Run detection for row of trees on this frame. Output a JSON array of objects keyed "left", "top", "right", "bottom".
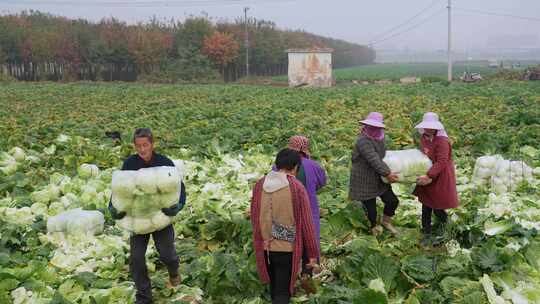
[{"left": 0, "top": 10, "right": 375, "bottom": 82}]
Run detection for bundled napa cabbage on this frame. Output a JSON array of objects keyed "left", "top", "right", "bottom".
[
  {"left": 472, "top": 155, "right": 504, "bottom": 186},
  {"left": 172, "top": 159, "right": 185, "bottom": 180},
  {"left": 472, "top": 155, "right": 535, "bottom": 194},
  {"left": 490, "top": 160, "right": 534, "bottom": 194},
  {"left": 381, "top": 149, "right": 432, "bottom": 184},
  {"left": 47, "top": 208, "right": 105, "bottom": 235},
  {"left": 111, "top": 166, "right": 182, "bottom": 234}
]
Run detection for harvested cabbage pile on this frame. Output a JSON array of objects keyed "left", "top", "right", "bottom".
[
  {"left": 382, "top": 149, "right": 432, "bottom": 184},
  {"left": 491, "top": 160, "right": 534, "bottom": 194},
  {"left": 472, "top": 155, "right": 535, "bottom": 193},
  {"left": 111, "top": 166, "right": 182, "bottom": 234},
  {"left": 472, "top": 155, "right": 504, "bottom": 186},
  {"left": 0, "top": 147, "right": 28, "bottom": 175},
  {"left": 47, "top": 208, "right": 105, "bottom": 236}
]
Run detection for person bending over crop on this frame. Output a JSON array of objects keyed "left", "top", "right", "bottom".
[
  {"left": 348, "top": 112, "right": 400, "bottom": 236},
  {"left": 108, "top": 128, "right": 186, "bottom": 304},
  {"left": 251, "top": 148, "right": 320, "bottom": 304},
  {"left": 286, "top": 135, "right": 326, "bottom": 294},
  {"left": 413, "top": 113, "right": 459, "bottom": 247}
]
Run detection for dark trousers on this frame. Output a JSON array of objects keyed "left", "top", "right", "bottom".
[
  {"left": 265, "top": 251, "right": 293, "bottom": 304},
  {"left": 421, "top": 205, "right": 448, "bottom": 234},
  {"left": 361, "top": 188, "right": 399, "bottom": 228},
  {"left": 130, "top": 224, "right": 179, "bottom": 304}
]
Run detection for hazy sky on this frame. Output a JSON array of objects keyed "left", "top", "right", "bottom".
[{"left": 1, "top": 0, "right": 540, "bottom": 50}]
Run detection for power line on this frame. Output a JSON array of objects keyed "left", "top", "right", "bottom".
[
  {"left": 370, "top": 7, "right": 446, "bottom": 46},
  {"left": 368, "top": 0, "right": 444, "bottom": 45},
  {"left": 453, "top": 7, "right": 540, "bottom": 22},
  {"left": 0, "top": 0, "right": 294, "bottom": 7}
]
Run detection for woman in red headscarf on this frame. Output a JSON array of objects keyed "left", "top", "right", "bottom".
[{"left": 287, "top": 135, "right": 326, "bottom": 293}]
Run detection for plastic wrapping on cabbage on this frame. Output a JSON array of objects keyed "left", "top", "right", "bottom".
[
  {"left": 115, "top": 211, "right": 172, "bottom": 234},
  {"left": 47, "top": 208, "right": 104, "bottom": 235},
  {"left": 472, "top": 155, "right": 503, "bottom": 186},
  {"left": 111, "top": 166, "right": 182, "bottom": 234},
  {"left": 490, "top": 160, "right": 534, "bottom": 194},
  {"left": 472, "top": 155, "right": 535, "bottom": 194},
  {"left": 381, "top": 149, "right": 432, "bottom": 184}
]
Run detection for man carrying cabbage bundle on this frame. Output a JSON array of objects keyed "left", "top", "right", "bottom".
[
  {"left": 108, "top": 128, "right": 186, "bottom": 304},
  {"left": 413, "top": 113, "right": 459, "bottom": 247},
  {"left": 349, "top": 112, "right": 400, "bottom": 236}
]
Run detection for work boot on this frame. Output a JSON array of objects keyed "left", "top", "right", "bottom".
[
  {"left": 432, "top": 222, "right": 447, "bottom": 246},
  {"left": 166, "top": 275, "right": 181, "bottom": 289},
  {"left": 420, "top": 233, "right": 432, "bottom": 248},
  {"left": 381, "top": 215, "right": 399, "bottom": 235},
  {"left": 433, "top": 220, "right": 447, "bottom": 236},
  {"left": 371, "top": 225, "right": 383, "bottom": 236}
]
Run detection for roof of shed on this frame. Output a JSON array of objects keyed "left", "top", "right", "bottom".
[{"left": 286, "top": 48, "right": 334, "bottom": 53}]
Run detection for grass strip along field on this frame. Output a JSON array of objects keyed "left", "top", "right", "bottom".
[
  {"left": 0, "top": 81, "right": 539, "bottom": 303},
  {"left": 274, "top": 63, "right": 537, "bottom": 83},
  {"left": 332, "top": 63, "right": 502, "bottom": 81}
]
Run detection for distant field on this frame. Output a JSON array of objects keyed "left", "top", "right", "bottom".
[
  {"left": 273, "top": 62, "right": 535, "bottom": 82},
  {"left": 333, "top": 63, "right": 503, "bottom": 81}
]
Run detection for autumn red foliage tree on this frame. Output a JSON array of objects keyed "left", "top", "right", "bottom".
[{"left": 202, "top": 32, "right": 240, "bottom": 75}]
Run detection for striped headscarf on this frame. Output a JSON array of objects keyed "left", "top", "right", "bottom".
[{"left": 288, "top": 135, "right": 310, "bottom": 158}]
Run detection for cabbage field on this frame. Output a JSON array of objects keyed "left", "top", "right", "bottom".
[{"left": 0, "top": 81, "right": 539, "bottom": 304}]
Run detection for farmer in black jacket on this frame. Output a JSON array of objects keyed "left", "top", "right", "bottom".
[{"left": 108, "top": 128, "right": 186, "bottom": 304}]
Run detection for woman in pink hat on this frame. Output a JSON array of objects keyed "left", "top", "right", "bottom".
[
  {"left": 413, "top": 112, "right": 459, "bottom": 246},
  {"left": 349, "top": 112, "right": 400, "bottom": 236}
]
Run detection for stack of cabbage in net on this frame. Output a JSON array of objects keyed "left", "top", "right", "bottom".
[
  {"left": 381, "top": 149, "right": 432, "bottom": 184},
  {"left": 111, "top": 166, "right": 182, "bottom": 234},
  {"left": 472, "top": 155, "right": 534, "bottom": 193},
  {"left": 47, "top": 208, "right": 105, "bottom": 236}
]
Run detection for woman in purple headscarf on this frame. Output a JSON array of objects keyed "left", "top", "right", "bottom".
[{"left": 287, "top": 135, "right": 326, "bottom": 294}]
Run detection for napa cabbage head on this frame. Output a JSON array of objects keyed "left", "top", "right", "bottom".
[
  {"left": 135, "top": 168, "right": 158, "bottom": 194},
  {"left": 484, "top": 220, "right": 514, "bottom": 236},
  {"left": 10, "top": 147, "right": 26, "bottom": 162},
  {"left": 368, "top": 278, "right": 386, "bottom": 294},
  {"left": 30, "top": 184, "right": 61, "bottom": 204},
  {"left": 155, "top": 166, "right": 181, "bottom": 194},
  {"left": 480, "top": 274, "right": 507, "bottom": 304},
  {"left": 132, "top": 217, "right": 153, "bottom": 234},
  {"left": 78, "top": 163, "right": 99, "bottom": 179},
  {"left": 111, "top": 170, "right": 136, "bottom": 198}
]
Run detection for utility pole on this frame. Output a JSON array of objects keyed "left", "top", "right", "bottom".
[
  {"left": 244, "top": 7, "right": 250, "bottom": 78},
  {"left": 447, "top": 0, "right": 452, "bottom": 82}
]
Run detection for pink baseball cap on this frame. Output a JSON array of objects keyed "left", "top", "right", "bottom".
[{"left": 360, "top": 112, "right": 385, "bottom": 128}]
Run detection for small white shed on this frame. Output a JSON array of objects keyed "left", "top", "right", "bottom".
[{"left": 287, "top": 48, "right": 334, "bottom": 88}]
